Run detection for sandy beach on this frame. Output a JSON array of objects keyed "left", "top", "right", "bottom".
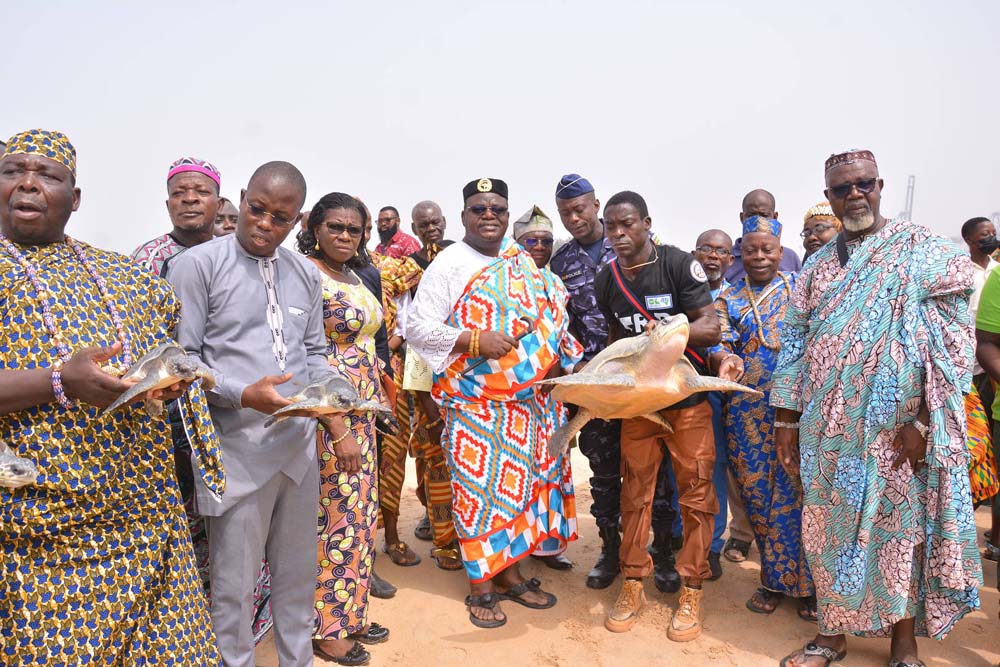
[{"left": 257, "top": 448, "right": 1000, "bottom": 667}]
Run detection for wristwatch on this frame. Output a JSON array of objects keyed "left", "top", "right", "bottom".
[{"left": 910, "top": 418, "right": 929, "bottom": 438}]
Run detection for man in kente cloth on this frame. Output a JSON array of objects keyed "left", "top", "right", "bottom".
[
  {"left": 407, "top": 178, "right": 582, "bottom": 628},
  {"left": 0, "top": 129, "right": 224, "bottom": 664},
  {"left": 772, "top": 149, "right": 982, "bottom": 667}
]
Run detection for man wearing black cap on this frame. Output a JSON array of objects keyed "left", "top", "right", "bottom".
[
  {"left": 552, "top": 174, "right": 680, "bottom": 592},
  {"left": 406, "top": 178, "right": 583, "bottom": 629}
]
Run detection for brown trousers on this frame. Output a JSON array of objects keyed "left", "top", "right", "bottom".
[{"left": 620, "top": 401, "right": 717, "bottom": 580}]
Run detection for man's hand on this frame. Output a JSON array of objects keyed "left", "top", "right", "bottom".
[
  {"left": 61, "top": 343, "right": 133, "bottom": 408},
  {"left": 643, "top": 320, "right": 657, "bottom": 335},
  {"left": 240, "top": 374, "right": 293, "bottom": 414},
  {"left": 776, "top": 426, "right": 800, "bottom": 477},
  {"left": 479, "top": 331, "right": 517, "bottom": 359},
  {"left": 892, "top": 423, "right": 927, "bottom": 474},
  {"left": 718, "top": 354, "right": 745, "bottom": 382}
]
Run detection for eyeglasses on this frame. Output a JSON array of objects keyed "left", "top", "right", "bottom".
[
  {"left": 466, "top": 205, "right": 509, "bottom": 217},
  {"left": 799, "top": 223, "right": 836, "bottom": 238},
  {"left": 326, "top": 222, "right": 364, "bottom": 238},
  {"left": 694, "top": 245, "right": 732, "bottom": 256},
  {"left": 245, "top": 201, "right": 296, "bottom": 227},
  {"left": 521, "top": 237, "right": 554, "bottom": 249},
  {"left": 828, "top": 178, "right": 878, "bottom": 199}
]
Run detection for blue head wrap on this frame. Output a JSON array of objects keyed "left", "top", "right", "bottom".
[
  {"left": 555, "top": 173, "right": 595, "bottom": 200},
  {"left": 742, "top": 215, "right": 782, "bottom": 238}
]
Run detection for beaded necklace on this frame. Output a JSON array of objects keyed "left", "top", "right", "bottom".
[
  {"left": 741, "top": 273, "right": 792, "bottom": 350},
  {"left": 0, "top": 234, "right": 134, "bottom": 407}
]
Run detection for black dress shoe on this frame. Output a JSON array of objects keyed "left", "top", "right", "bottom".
[
  {"left": 348, "top": 622, "right": 390, "bottom": 645},
  {"left": 370, "top": 569, "right": 397, "bottom": 599},
  {"left": 313, "top": 640, "right": 371, "bottom": 666},
  {"left": 707, "top": 550, "right": 723, "bottom": 581},
  {"left": 531, "top": 553, "right": 574, "bottom": 570}
]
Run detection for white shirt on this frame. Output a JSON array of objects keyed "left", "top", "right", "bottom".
[{"left": 405, "top": 240, "right": 497, "bottom": 373}]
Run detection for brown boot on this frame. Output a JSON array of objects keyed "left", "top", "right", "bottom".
[
  {"left": 668, "top": 586, "right": 704, "bottom": 642},
  {"left": 605, "top": 579, "right": 646, "bottom": 633}
]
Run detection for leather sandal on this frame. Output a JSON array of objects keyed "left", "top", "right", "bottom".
[
  {"left": 723, "top": 537, "right": 751, "bottom": 563},
  {"left": 497, "top": 577, "right": 557, "bottom": 609},
  {"left": 383, "top": 541, "right": 421, "bottom": 567},
  {"left": 312, "top": 639, "right": 371, "bottom": 666},
  {"left": 464, "top": 592, "right": 507, "bottom": 628},
  {"left": 779, "top": 642, "right": 847, "bottom": 667},
  {"left": 431, "top": 544, "right": 464, "bottom": 571},
  {"left": 745, "top": 587, "right": 784, "bottom": 614},
  {"left": 347, "top": 622, "right": 390, "bottom": 645}
]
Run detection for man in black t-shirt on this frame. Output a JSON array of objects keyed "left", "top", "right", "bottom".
[{"left": 594, "top": 191, "right": 740, "bottom": 642}]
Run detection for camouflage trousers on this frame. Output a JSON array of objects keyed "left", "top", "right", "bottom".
[{"left": 577, "top": 418, "right": 676, "bottom": 532}]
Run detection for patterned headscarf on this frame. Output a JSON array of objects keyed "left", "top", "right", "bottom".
[
  {"left": 803, "top": 201, "right": 840, "bottom": 226},
  {"left": 742, "top": 215, "right": 782, "bottom": 238},
  {"left": 2, "top": 129, "right": 77, "bottom": 179},
  {"left": 167, "top": 157, "right": 222, "bottom": 188},
  {"left": 513, "top": 205, "right": 554, "bottom": 240},
  {"left": 825, "top": 148, "right": 877, "bottom": 174}
]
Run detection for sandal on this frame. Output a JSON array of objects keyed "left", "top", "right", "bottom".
[
  {"left": 745, "top": 587, "right": 784, "bottom": 614},
  {"left": 383, "top": 541, "right": 421, "bottom": 567},
  {"left": 347, "top": 622, "right": 390, "bottom": 645},
  {"left": 312, "top": 639, "right": 371, "bottom": 666},
  {"left": 984, "top": 542, "right": 1000, "bottom": 562},
  {"left": 413, "top": 514, "right": 432, "bottom": 542},
  {"left": 431, "top": 544, "right": 464, "bottom": 571},
  {"left": 798, "top": 595, "right": 818, "bottom": 622},
  {"left": 888, "top": 660, "right": 926, "bottom": 667},
  {"left": 723, "top": 537, "right": 751, "bottom": 563},
  {"left": 779, "top": 641, "right": 847, "bottom": 667},
  {"left": 497, "top": 577, "right": 557, "bottom": 609},
  {"left": 464, "top": 592, "right": 507, "bottom": 628}
]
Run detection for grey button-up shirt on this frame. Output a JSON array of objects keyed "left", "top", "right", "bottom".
[{"left": 168, "top": 234, "right": 328, "bottom": 514}]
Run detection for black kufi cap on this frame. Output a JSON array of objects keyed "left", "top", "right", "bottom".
[{"left": 463, "top": 178, "right": 508, "bottom": 202}]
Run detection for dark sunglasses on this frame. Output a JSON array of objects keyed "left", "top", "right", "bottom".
[
  {"left": 828, "top": 178, "right": 878, "bottom": 199},
  {"left": 521, "top": 237, "right": 554, "bottom": 248},
  {"left": 466, "top": 205, "right": 509, "bottom": 217},
  {"left": 325, "top": 222, "right": 364, "bottom": 237},
  {"left": 246, "top": 202, "right": 296, "bottom": 227}
]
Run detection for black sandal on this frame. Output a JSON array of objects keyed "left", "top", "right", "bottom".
[
  {"left": 464, "top": 592, "right": 507, "bottom": 628},
  {"left": 797, "top": 595, "right": 818, "bottom": 622},
  {"left": 779, "top": 642, "right": 847, "bottom": 667},
  {"left": 888, "top": 660, "right": 926, "bottom": 667},
  {"left": 723, "top": 537, "right": 751, "bottom": 563},
  {"left": 497, "top": 577, "right": 557, "bottom": 609},
  {"left": 347, "top": 622, "right": 390, "bottom": 645},
  {"left": 312, "top": 639, "right": 371, "bottom": 666},
  {"left": 745, "top": 587, "right": 784, "bottom": 614}
]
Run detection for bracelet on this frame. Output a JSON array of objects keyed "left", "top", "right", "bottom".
[
  {"left": 330, "top": 429, "right": 351, "bottom": 444},
  {"left": 774, "top": 421, "right": 799, "bottom": 430},
  {"left": 910, "top": 418, "right": 929, "bottom": 438},
  {"left": 425, "top": 418, "right": 443, "bottom": 430},
  {"left": 51, "top": 367, "right": 74, "bottom": 409},
  {"left": 469, "top": 329, "right": 480, "bottom": 357}
]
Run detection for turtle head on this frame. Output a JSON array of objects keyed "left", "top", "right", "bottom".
[
  {"left": 168, "top": 355, "right": 202, "bottom": 380},
  {"left": 648, "top": 313, "right": 690, "bottom": 360},
  {"left": 0, "top": 457, "right": 38, "bottom": 489}
]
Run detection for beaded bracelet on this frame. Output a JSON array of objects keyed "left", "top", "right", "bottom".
[
  {"left": 51, "top": 367, "right": 74, "bottom": 409},
  {"left": 425, "top": 418, "right": 443, "bottom": 431},
  {"left": 469, "top": 329, "right": 480, "bottom": 357},
  {"left": 330, "top": 429, "right": 351, "bottom": 445},
  {"left": 774, "top": 421, "right": 800, "bottom": 430}
]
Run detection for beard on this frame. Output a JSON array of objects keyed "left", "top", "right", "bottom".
[
  {"left": 378, "top": 223, "right": 398, "bottom": 244},
  {"left": 703, "top": 267, "right": 722, "bottom": 282},
  {"left": 841, "top": 210, "right": 875, "bottom": 233}
]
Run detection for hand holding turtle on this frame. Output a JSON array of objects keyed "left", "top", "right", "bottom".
[
  {"left": 241, "top": 374, "right": 294, "bottom": 414},
  {"left": 61, "top": 343, "right": 132, "bottom": 408},
  {"left": 477, "top": 331, "right": 517, "bottom": 359}
]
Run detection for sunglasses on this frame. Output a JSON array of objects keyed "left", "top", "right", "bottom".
[
  {"left": 694, "top": 245, "right": 732, "bottom": 256},
  {"left": 466, "top": 205, "right": 509, "bottom": 217},
  {"left": 325, "top": 222, "right": 364, "bottom": 238},
  {"left": 799, "top": 223, "right": 836, "bottom": 239},
  {"left": 245, "top": 202, "right": 296, "bottom": 227},
  {"left": 521, "top": 237, "right": 554, "bottom": 249},
  {"left": 828, "top": 178, "right": 878, "bottom": 199}
]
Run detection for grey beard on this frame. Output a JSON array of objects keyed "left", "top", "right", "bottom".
[
  {"left": 704, "top": 268, "right": 722, "bottom": 282},
  {"left": 842, "top": 210, "right": 875, "bottom": 232}
]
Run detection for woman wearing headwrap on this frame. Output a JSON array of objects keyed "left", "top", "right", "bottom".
[{"left": 800, "top": 202, "right": 841, "bottom": 261}]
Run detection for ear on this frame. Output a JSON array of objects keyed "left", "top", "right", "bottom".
[
  {"left": 739, "top": 212, "right": 746, "bottom": 223},
  {"left": 773, "top": 211, "right": 779, "bottom": 219},
  {"left": 643, "top": 216, "right": 652, "bottom": 231},
  {"left": 240, "top": 188, "right": 247, "bottom": 204},
  {"left": 877, "top": 178, "right": 885, "bottom": 192},
  {"left": 72, "top": 187, "right": 82, "bottom": 213}
]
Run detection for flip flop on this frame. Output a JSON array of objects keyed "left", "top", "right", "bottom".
[
  {"left": 723, "top": 537, "right": 751, "bottom": 563},
  {"left": 465, "top": 592, "right": 507, "bottom": 629},
  {"left": 383, "top": 541, "right": 421, "bottom": 567},
  {"left": 746, "top": 587, "right": 784, "bottom": 614},
  {"left": 497, "top": 577, "right": 557, "bottom": 609},
  {"left": 779, "top": 642, "right": 847, "bottom": 667}
]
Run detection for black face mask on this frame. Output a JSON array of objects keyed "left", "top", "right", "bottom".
[{"left": 977, "top": 235, "right": 999, "bottom": 255}]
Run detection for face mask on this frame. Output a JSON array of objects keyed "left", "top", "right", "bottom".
[{"left": 977, "top": 235, "right": 999, "bottom": 255}]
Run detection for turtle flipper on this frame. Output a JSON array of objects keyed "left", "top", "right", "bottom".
[
  {"left": 102, "top": 377, "right": 156, "bottom": 415},
  {"left": 536, "top": 373, "right": 636, "bottom": 388},
  {"left": 639, "top": 411, "right": 674, "bottom": 433},
  {"left": 547, "top": 408, "right": 593, "bottom": 458},
  {"left": 680, "top": 372, "right": 761, "bottom": 397},
  {"left": 144, "top": 399, "right": 165, "bottom": 417}
]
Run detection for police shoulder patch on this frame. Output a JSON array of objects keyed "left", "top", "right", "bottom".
[{"left": 690, "top": 260, "right": 708, "bottom": 283}]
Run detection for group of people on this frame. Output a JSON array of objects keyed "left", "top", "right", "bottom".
[{"left": 0, "top": 128, "right": 994, "bottom": 667}]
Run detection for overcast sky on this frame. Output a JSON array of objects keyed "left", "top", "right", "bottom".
[{"left": 4, "top": 0, "right": 998, "bottom": 256}]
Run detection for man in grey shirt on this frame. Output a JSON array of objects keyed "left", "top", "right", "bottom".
[{"left": 170, "top": 161, "right": 327, "bottom": 667}]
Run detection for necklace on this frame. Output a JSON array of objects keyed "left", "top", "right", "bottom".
[
  {"left": 619, "top": 244, "right": 658, "bottom": 271},
  {"left": 321, "top": 257, "right": 347, "bottom": 275},
  {"left": 0, "top": 234, "right": 134, "bottom": 406},
  {"left": 742, "top": 273, "right": 792, "bottom": 350}
]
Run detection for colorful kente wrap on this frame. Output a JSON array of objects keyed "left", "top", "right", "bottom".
[
  {"left": 0, "top": 240, "right": 224, "bottom": 665},
  {"left": 2, "top": 128, "right": 77, "bottom": 178},
  {"left": 433, "top": 242, "right": 582, "bottom": 582},
  {"left": 713, "top": 272, "right": 813, "bottom": 597},
  {"left": 965, "top": 383, "right": 999, "bottom": 502},
  {"left": 314, "top": 271, "right": 382, "bottom": 640},
  {"left": 771, "top": 219, "right": 982, "bottom": 639}
]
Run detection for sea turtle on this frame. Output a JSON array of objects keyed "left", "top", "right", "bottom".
[
  {"left": 538, "top": 314, "right": 761, "bottom": 456},
  {"left": 0, "top": 439, "right": 38, "bottom": 489},
  {"left": 102, "top": 342, "right": 217, "bottom": 416},
  {"left": 265, "top": 370, "right": 391, "bottom": 427}
]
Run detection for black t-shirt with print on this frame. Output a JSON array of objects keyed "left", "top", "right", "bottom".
[{"left": 595, "top": 244, "right": 714, "bottom": 409}]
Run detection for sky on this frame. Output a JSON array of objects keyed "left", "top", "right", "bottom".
[{"left": 3, "top": 0, "right": 998, "bottom": 256}]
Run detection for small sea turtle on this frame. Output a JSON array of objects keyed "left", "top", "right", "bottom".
[
  {"left": 0, "top": 439, "right": 38, "bottom": 489},
  {"left": 265, "top": 370, "right": 391, "bottom": 427},
  {"left": 538, "top": 314, "right": 761, "bottom": 456},
  {"left": 103, "top": 342, "right": 217, "bottom": 416}
]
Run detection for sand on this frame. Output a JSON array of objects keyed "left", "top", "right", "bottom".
[{"left": 257, "top": 448, "right": 1000, "bottom": 667}]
